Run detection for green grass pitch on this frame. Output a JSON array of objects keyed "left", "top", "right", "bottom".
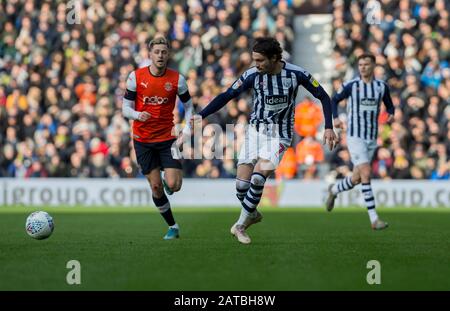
[{"left": 0, "top": 206, "right": 449, "bottom": 291}]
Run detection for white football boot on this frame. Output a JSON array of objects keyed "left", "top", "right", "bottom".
[{"left": 230, "top": 224, "right": 251, "bottom": 244}]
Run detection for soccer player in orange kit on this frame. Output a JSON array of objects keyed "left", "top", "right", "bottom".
[{"left": 122, "top": 36, "right": 193, "bottom": 240}]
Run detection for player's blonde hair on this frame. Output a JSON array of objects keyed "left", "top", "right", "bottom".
[{"left": 148, "top": 36, "right": 171, "bottom": 50}]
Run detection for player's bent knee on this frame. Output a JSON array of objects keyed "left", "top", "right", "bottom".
[
  {"left": 166, "top": 179, "right": 180, "bottom": 192},
  {"left": 172, "top": 181, "right": 182, "bottom": 192}
]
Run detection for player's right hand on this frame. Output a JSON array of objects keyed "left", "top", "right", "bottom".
[{"left": 138, "top": 111, "right": 151, "bottom": 122}]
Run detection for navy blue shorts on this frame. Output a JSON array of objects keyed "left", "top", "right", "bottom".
[{"left": 133, "top": 139, "right": 182, "bottom": 175}]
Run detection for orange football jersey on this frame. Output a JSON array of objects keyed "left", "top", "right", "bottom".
[{"left": 132, "top": 67, "right": 180, "bottom": 143}]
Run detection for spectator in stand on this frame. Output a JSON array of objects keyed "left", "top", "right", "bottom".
[{"left": 430, "top": 162, "right": 450, "bottom": 180}]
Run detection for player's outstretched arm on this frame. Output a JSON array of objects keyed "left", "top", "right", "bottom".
[
  {"left": 188, "top": 88, "right": 238, "bottom": 129},
  {"left": 198, "top": 89, "right": 239, "bottom": 119},
  {"left": 299, "top": 73, "right": 333, "bottom": 128},
  {"left": 299, "top": 72, "right": 339, "bottom": 150},
  {"left": 194, "top": 69, "right": 255, "bottom": 123}
]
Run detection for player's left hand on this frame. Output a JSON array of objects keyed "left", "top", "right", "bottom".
[{"left": 323, "top": 128, "right": 339, "bottom": 151}]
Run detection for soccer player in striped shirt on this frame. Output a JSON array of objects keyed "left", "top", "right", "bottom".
[
  {"left": 191, "top": 37, "right": 339, "bottom": 244},
  {"left": 326, "top": 53, "right": 395, "bottom": 230}
]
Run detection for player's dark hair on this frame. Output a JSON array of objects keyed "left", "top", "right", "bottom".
[
  {"left": 148, "top": 36, "right": 171, "bottom": 50},
  {"left": 252, "top": 37, "right": 283, "bottom": 61},
  {"left": 357, "top": 53, "right": 376, "bottom": 63}
]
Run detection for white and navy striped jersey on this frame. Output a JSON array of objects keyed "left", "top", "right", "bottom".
[
  {"left": 331, "top": 77, "right": 394, "bottom": 140},
  {"left": 199, "top": 61, "right": 333, "bottom": 140}
]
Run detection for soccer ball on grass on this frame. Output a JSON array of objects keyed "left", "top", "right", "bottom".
[{"left": 25, "top": 211, "right": 54, "bottom": 240}]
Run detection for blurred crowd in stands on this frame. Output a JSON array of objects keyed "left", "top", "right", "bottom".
[
  {"left": 277, "top": 0, "right": 450, "bottom": 181},
  {"left": 0, "top": 0, "right": 448, "bottom": 180},
  {"left": 0, "top": 0, "right": 295, "bottom": 179},
  {"left": 325, "top": 0, "right": 449, "bottom": 181}
]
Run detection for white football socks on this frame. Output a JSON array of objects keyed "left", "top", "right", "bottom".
[
  {"left": 237, "top": 208, "right": 257, "bottom": 226},
  {"left": 368, "top": 209, "right": 378, "bottom": 224},
  {"left": 169, "top": 223, "right": 179, "bottom": 229}
]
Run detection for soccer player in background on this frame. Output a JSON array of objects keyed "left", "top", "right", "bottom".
[
  {"left": 326, "top": 53, "right": 394, "bottom": 230},
  {"left": 192, "top": 37, "right": 338, "bottom": 244},
  {"left": 122, "top": 36, "right": 193, "bottom": 240}
]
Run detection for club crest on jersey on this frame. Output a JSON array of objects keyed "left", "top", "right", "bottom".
[
  {"left": 282, "top": 79, "right": 292, "bottom": 88},
  {"left": 164, "top": 82, "right": 173, "bottom": 91}
]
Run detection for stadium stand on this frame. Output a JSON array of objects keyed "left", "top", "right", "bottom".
[
  {"left": 0, "top": 0, "right": 448, "bottom": 180},
  {"left": 329, "top": 0, "right": 449, "bottom": 180}
]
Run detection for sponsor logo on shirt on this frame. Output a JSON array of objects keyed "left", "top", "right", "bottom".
[
  {"left": 265, "top": 95, "right": 289, "bottom": 105},
  {"left": 143, "top": 96, "right": 169, "bottom": 105},
  {"left": 361, "top": 98, "right": 377, "bottom": 106},
  {"left": 264, "top": 95, "right": 289, "bottom": 111}
]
